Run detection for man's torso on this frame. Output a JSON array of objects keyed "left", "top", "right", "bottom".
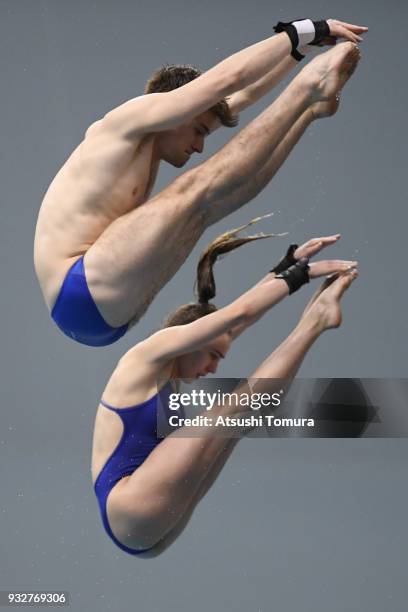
[{"left": 34, "top": 120, "right": 160, "bottom": 307}]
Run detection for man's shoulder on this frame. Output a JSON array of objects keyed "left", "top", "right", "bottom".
[{"left": 85, "top": 93, "right": 162, "bottom": 140}]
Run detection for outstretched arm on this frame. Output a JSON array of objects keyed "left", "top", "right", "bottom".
[
  {"left": 226, "top": 56, "right": 298, "bottom": 115},
  {"left": 218, "top": 19, "right": 368, "bottom": 118},
  {"left": 102, "top": 18, "right": 366, "bottom": 138},
  {"left": 229, "top": 235, "right": 357, "bottom": 340},
  {"left": 142, "top": 276, "right": 292, "bottom": 364},
  {"left": 142, "top": 247, "right": 356, "bottom": 362},
  {"left": 102, "top": 32, "right": 292, "bottom": 137}
]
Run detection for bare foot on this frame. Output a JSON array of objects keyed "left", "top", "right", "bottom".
[
  {"left": 303, "top": 269, "right": 358, "bottom": 331},
  {"left": 310, "top": 95, "right": 340, "bottom": 119},
  {"left": 299, "top": 42, "right": 361, "bottom": 103}
]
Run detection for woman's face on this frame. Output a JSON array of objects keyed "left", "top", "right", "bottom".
[{"left": 175, "top": 333, "right": 232, "bottom": 381}]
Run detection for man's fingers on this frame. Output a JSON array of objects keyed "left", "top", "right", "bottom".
[
  {"left": 328, "top": 20, "right": 367, "bottom": 42},
  {"left": 338, "top": 26, "right": 362, "bottom": 43},
  {"left": 329, "top": 19, "right": 369, "bottom": 32},
  {"left": 337, "top": 21, "right": 369, "bottom": 32}
]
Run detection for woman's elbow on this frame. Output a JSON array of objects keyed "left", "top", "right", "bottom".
[{"left": 231, "top": 302, "right": 251, "bottom": 328}]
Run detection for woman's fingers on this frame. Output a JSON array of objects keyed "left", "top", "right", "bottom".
[
  {"left": 313, "top": 234, "right": 341, "bottom": 248},
  {"left": 309, "top": 260, "right": 358, "bottom": 278},
  {"left": 295, "top": 234, "right": 341, "bottom": 259}
]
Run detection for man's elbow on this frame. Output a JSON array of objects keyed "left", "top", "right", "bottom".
[
  {"left": 215, "top": 66, "right": 242, "bottom": 98},
  {"left": 229, "top": 61, "right": 259, "bottom": 94},
  {"left": 228, "top": 91, "right": 252, "bottom": 115}
]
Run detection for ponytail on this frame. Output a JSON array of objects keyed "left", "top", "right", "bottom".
[{"left": 163, "top": 214, "right": 283, "bottom": 327}]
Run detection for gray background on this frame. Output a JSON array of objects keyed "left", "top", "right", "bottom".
[{"left": 1, "top": 0, "right": 407, "bottom": 610}]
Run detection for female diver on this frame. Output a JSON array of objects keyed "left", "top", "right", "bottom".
[{"left": 91, "top": 219, "right": 358, "bottom": 557}]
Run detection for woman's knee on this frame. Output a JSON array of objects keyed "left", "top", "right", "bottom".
[{"left": 110, "top": 494, "right": 177, "bottom": 550}]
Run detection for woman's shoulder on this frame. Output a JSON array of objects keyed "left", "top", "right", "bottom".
[{"left": 102, "top": 338, "right": 173, "bottom": 407}]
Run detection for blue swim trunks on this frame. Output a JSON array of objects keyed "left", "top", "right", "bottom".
[{"left": 51, "top": 257, "right": 128, "bottom": 347}]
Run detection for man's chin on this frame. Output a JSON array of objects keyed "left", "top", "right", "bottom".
[{"left": 167, "top": 155, "right": 188, "bottom": 168}]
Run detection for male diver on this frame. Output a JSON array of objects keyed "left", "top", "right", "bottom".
[{"left": 34, "top": 18, "right": 366, "bottom": 345}]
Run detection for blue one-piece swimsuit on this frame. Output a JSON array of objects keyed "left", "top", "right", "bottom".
[
  {"left": 94, "top": 382, "right": 178, "bottom": 555},
  {"left": 51, "top": 257, "right": 128, "bottom": 347}
]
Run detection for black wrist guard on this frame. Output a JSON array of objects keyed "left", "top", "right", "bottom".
[
  {"left": 274, "top": 21, "right": 304, "bottom": 61},
  {"left": 276, "top": 257, "right": 310, "bottom": 294},
  {"left": 310, "top": 20, "right": 331, "bottom": 46},
  {"left": 273, "top": 19, "right": 330, "bottom": 61},
  {"left": 270, "top": 244, "right": 298, "bottom": 274}
]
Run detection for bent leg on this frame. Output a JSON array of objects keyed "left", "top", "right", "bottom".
[
  {"left": 135, "top": 439, "right": 239, "bottom": 558},
  {"left": 108, "top": 309, "right": 333, "bottom": 551},
  {"left": 84, "top": 172, "right": 208, "bottom": 327},
  {"left": 205, "top": 107, "right": 315, "bottom": 225},
  {"left": 86, "top": 44, "right": 359, "bottom": 328},
  {"left": 198, "top": 43, "right": 359, "bottom": 224},
  {"left": 222, "top": 96, "right": 341, "bottom": 222},
  {"left": 84, "top": 85, "right": 314, "bottom": 327}
]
